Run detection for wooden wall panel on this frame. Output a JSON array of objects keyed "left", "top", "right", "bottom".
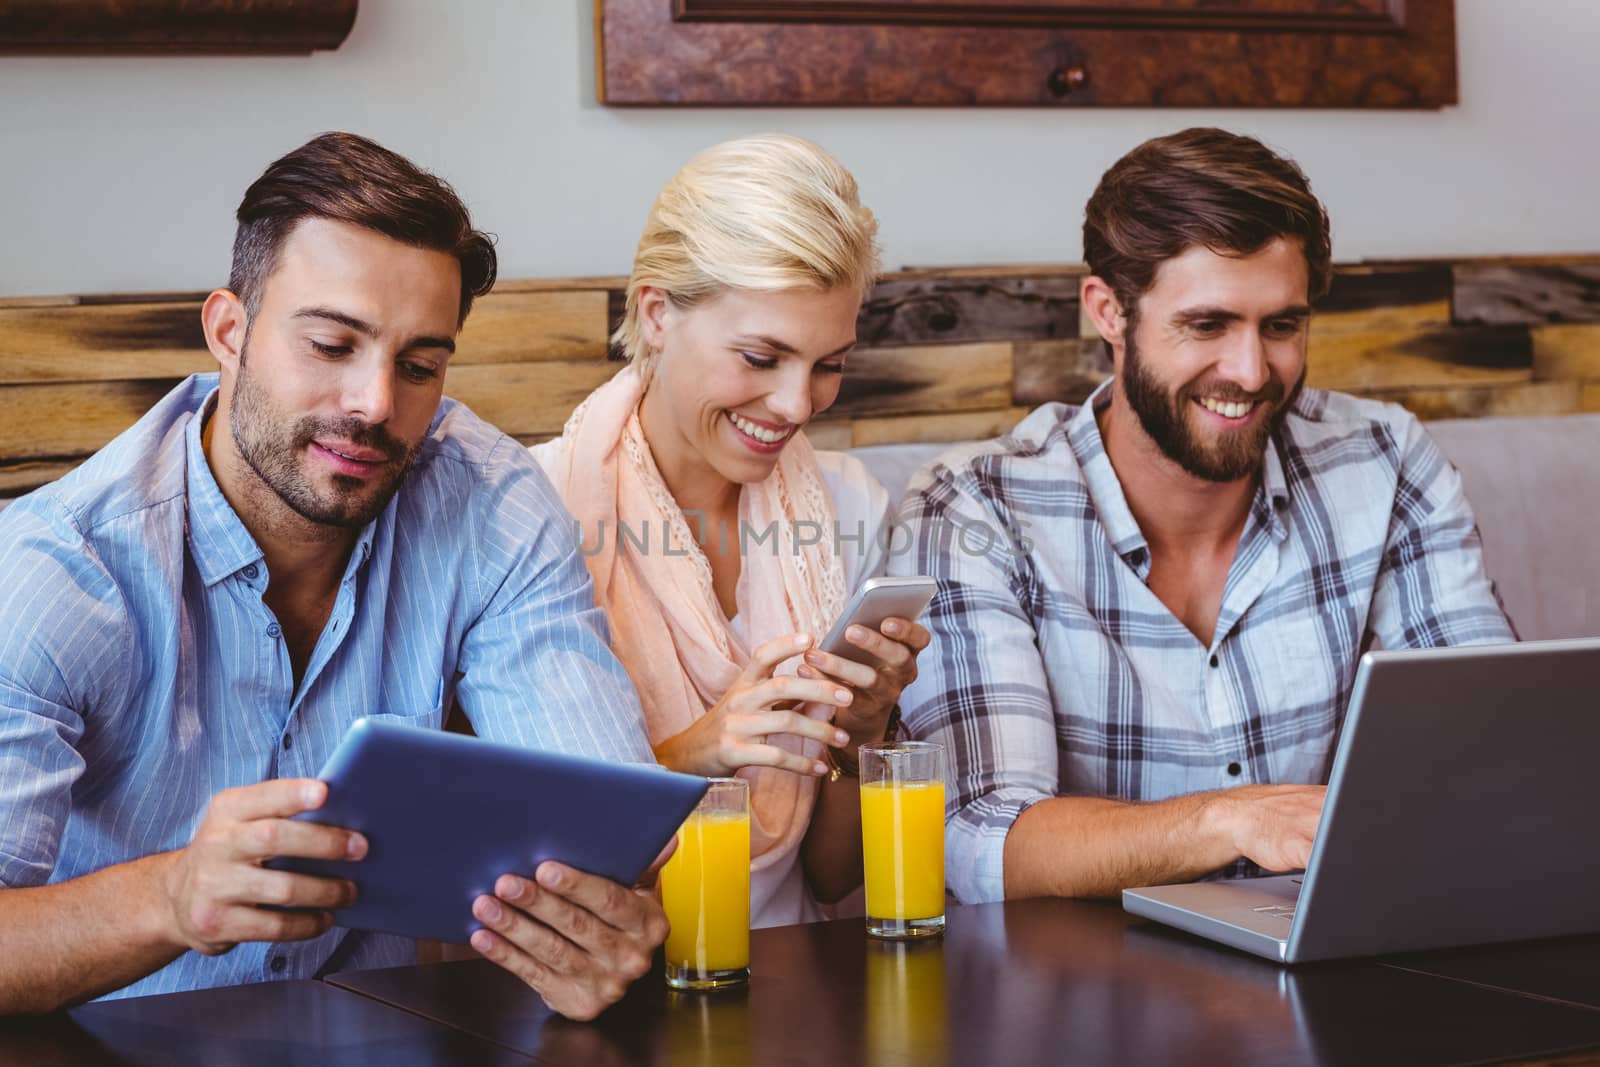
[
  {"left": 444, "top": 363, "right": 621, "bottom": 438},
  {"left": 0, "top": 288, "right": 612, "bottom": 384},
  {"left": 1012, "top": 338, "right": 1110, "bottom": 406},
  {"left": 1454, "top": 263, "right": 1600, "bottom": 326},
  {"left": 831, "top": 342, "right": 1012, "bottom": 417},
  {"left": 1370, "top": 381, "right": 1582, "bottom": 422},
  {"left": 453, "top": 290, "right": 613, "bottom": 364},
  {"left": 1305, "top": 326, "right": 1532, "bottom": 392},
  {"left": 1530, "top": 324, "right": 1600, "bottom": 382},
  {"left": 848, "top": 407, "right": 1033, "bottom": 448},
  {"left": 0, "top": 302, "right": 208, "bottom": 384},
  {"left": 860, "top": 275, "right": 1078, "bottom": 347},
  {"left": 3, "top": 257, "right": 1597, "bottom": 499},
  {"left": 0, "top": 379, "right": 180, "bottom": 461}
]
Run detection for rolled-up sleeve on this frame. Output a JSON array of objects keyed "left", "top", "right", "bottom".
[
  {"left": 454, "top": 440, "right": 654, "bottom": 765},
  {"left": 0, "top": 499, "right": 128, "bottom": 887},
  {"left": 1370, "top": 412, "right": 1516, "bottom": 650},
  {"left": 888, "top": 459, "right": 1058, "bottom": 904}
]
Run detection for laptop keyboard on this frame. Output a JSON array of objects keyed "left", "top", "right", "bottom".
[{"left": 1251, "top": 904, "right": 1297, "bottom": 920}]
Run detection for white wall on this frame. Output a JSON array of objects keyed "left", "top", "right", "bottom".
[{"left": 2, "top": 0, "right": 1596, "bottom": 298}]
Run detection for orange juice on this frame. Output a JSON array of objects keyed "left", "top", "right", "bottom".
[
  {"left": 860, "top": 780, "right": 945, "bottom": 921},
  {"left": 662, "top": 810, "right": 751, "bottom": 975}
]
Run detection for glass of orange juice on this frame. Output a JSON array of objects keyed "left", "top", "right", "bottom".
[
  {"left": 661, "top": 777, "right": 751, "bottom": 990},
  {"left": 860, "top": 741, "right": 946, "bottom": 940}
]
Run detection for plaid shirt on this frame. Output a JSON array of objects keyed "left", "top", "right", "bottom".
[{"left": 890, "top": 384, "right": 1514, "bottom": 904}]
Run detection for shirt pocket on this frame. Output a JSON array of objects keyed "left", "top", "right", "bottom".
[
  {"left": 372, "top": 677, "right": 446, "bottom": 728},
  {"left": 1251, "top": 612, "right": 1349, "bottom": 782}
]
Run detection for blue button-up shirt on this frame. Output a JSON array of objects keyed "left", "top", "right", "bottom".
[{"left": 0, "top": 375, "right": 653, "bottom": 999}]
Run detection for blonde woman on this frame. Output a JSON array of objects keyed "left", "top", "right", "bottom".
[{"left": 532, "top": 135, "right": 929, "bottom": 927}]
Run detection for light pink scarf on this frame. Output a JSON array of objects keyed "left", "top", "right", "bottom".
[{"left": 537, "top": 363, "right": 847, "bottom": 872}]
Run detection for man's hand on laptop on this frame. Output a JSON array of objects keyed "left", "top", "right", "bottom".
[
  {"left": 1215, "top": 784, "right": 1328, "bottom": 872},
  {"left": 160, "top": 778, "right": 364, "bottom": 956},
  {"left": 469, "top": 850, "right": 670, "bottom": 1021}
]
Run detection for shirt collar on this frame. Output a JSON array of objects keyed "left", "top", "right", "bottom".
[
  {"left": 184, "top": 384, "right": 380, "bottom": 588},
  {"left": 1067, "top": 379, "right": 1294, "bottom": 567},
  {"left": 1068, "top": 381, "right": 1150, "bottom": 566}
]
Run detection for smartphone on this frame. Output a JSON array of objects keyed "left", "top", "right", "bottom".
[{"left": 817, "top": 576, "right": 938, "bottom": 665}]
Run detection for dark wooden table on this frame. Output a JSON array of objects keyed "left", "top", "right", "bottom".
[
  {"left": 1385, "top": 932, "right": 1600, "bottom": 1013},
  {"left": 326, "top": 899, "right": 1600, "bottom": 1066},
  {"left": 0, "top": 978, "right": 530, "bottom": 1065}
]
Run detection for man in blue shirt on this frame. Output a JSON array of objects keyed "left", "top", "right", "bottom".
[{"left": 0, "top": 132, "right": 665, "bottom": 1018}]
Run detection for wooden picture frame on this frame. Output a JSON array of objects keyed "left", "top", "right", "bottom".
[{"left": 597, "top": 0, "right": 1457, "bottom": 108}]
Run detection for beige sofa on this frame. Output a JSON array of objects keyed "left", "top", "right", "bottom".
[{"left": 851, "top": 413, "right": 1600, "bottom": 643}]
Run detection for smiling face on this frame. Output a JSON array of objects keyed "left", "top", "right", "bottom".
[
  {"left": 215, "top": 217, "right": 461, "bottom": 528},
  {"left": 1112, "top": 238, "right": 1311, "bottom": 483},
  {"left": 636, "top": 285, "right": 861, "bottom": 490}
]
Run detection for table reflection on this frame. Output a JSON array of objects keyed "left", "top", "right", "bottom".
[{"left": 864, "top": 939, "right": 950, "bottom": 1067}]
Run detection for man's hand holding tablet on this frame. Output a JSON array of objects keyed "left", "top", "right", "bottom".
[
  {"left": 467, "top": 846, "right": 672, "bottom": 1020},
  {"left": 160, "top": 778, "right": 361, "bottom": 956},
  {"left": 253, "top": 719, "right": 706, "bottom": 1020}
]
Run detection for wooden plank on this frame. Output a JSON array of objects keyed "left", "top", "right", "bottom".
[
  {"left": 1584, "top": 384, "right": 1600, "bottom": 414},
  {"left": 1365, "top": 381, "right": 1582, "bottom": 422},
  {"left": 1454, "top": 264, "right": 1600, "bottom": 326},
  {"left": 443, "top": 362, "right": 622, "bottom": 438},
  {"left": 1531, "top": 324, "right": 1600, "bottom": 382},
  {"left": 1314, "top": 264, "right": 1453, "bottom": 334},
  {"left": 0, "top": 379, "right": 180, "bottom": 460},
  {"left": 830, "top": 342, "right": 1012, "bottom": 418},
  {"left": 800, "top": 419, "right": 855, "bottom": 451},
  {"left": 0, "top": 459, "right": 81, "bottom": 497},
  {"left": 488, "top": 276, "right": 626, "bottom": 293},
  {"left": 0, "top": 295, "right": 79, "bottom": 309},
  {"left": 1012, "top": 339, "right": 1111, "bottom": 406},
  {"left": 859, "top": 276, "right": 1077, "bottom": 348},
  {"left": 893, "top": 265, "right": 1081, "bottom": 281},
  {"left": 0, "top": 302, "right": 208, "bottom": 384},
  {"left": 0, "top": 290, "right": 612, "bottom": 384},
  {"left": 848, "top": 406, "right": 1031, "bottom": 448},
  {"left": 452, "top": 290, "right": 611, "bottom": 364},
  {"left": 1076, "top": 263, "right": 1450, "bottom": 340},
  {"left": 1306, "top": 326, "right": 1532, "bottom": 393}
]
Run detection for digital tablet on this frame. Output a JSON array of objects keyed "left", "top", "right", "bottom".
[{"left": 269, "top": 717, "right": 708, "bottom": 944}]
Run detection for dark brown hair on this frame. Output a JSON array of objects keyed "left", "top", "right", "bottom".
[
  {"left": 229, "top": 132, "right": 497, "bottom": 327},
  {"left": 1083, "top": 127, "right": 1331, "bottom": 315}
]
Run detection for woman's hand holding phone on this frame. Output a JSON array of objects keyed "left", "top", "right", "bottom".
[
  {"left": 797, "top": 616, "right": 931, "bottom": 752},
  {"left": 652, "top": 632, "right": 855, "bottom": 778}
]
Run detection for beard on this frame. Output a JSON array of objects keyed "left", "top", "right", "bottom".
[
  {"left": 1120, "top": 323, "right": 1303, "bottom": 483},
  {"left": 230, "top": 348, "right": 422, "bottom": 529}
]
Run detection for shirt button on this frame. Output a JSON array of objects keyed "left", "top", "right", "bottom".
[
  {"left": 267, "top": 623, "right": 282, "bottom": 639},
  {"left": 282, "top": 734, "right": 293, "bottom": 751},
  {"left": 270, "top": 955, "right": 288, "bottom": 973},
  {"left": 242, "top": 563, "right": 259, "bottom": 580},
  {"left": 1208, "top": 654, "right": 1220, "bottom": 668},
  {"left": 1227, "top": 761, "right": 1242, "bottom": 776}
]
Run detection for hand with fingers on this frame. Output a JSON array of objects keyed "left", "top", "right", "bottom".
[
  {"left": 652, "top": 632, "right": 856, "bottom": 778},
  {"left": 1216, "top": 784, "right": 1328, "bottom": 872},
  {"left": 469, "top": 847, "right": 673, "bottom": 1021},
  {"left": 159, "top": 778, "right": 364, "bottom": 957},
  {"left": 795, "top": 616, "right": 932, "bottom": 752}
]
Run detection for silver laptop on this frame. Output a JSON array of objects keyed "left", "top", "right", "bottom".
[{"left": 1123, "top": 638, "right": 1600, "bottom": 963}]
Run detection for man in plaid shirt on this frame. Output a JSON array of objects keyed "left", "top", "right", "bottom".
[{"left": 890, "top": 128, "right": 1514, "bottom": 905}]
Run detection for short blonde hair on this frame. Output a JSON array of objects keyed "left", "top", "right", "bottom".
[{"left": 613, "top": 134, "right": 881, "bottom": 363}]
